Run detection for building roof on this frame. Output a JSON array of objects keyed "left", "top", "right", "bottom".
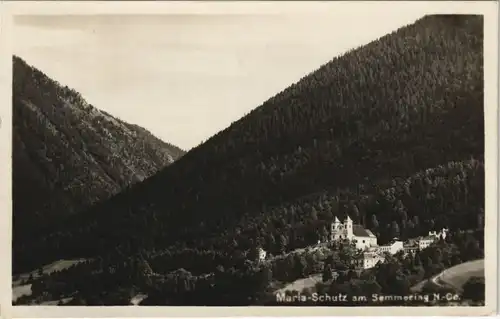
[
  {"left": 365, "top": 229, "right": 377, "bottom": 238},
  {"left": 404, "top": 244, "right": 418, "bottom": 249},
  {"left": 387, "top": 239, "right": 403, "bottom": 245},
  {"left": 353, "top": 224, "right": 372, "bottom": 237},
  {"left": 406, "top": 238, "right": 417, "bottom": 245},
  {"left": 361, "top": 252, "right": 385, "bottom": 260},
  {"left": 421, "top": 236, "right": 435, "bottom": 241}
]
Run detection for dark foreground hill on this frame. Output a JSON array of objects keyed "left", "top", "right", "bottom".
[
  {"left": 13, "top": 14, "right": 484, "bottom": 278},
  {"left": 12, "top": 56, "right": 185, "bottom": 262}
]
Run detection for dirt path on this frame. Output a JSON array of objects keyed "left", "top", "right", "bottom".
[{"left": 411, "top": 259, "right": 484, "bottom": 293}]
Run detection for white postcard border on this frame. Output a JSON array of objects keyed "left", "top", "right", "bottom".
[{"left": 0, "top": 1, "right": 497, "bottom": 318}]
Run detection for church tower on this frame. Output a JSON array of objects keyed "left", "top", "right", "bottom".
[
  {"left": 344, "top": 215, "right": 353, "bottom": 240},
  {"left": 331, "top": 216, "right": 345, "bottom": 241}
]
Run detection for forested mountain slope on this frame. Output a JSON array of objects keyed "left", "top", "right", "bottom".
[
  {"left": 12, "top": 56, "right": 185, "bottom": 252},
  {"left": 13, "top": 14, "right": 484, "bottom": 274},
  {"left": 14, "top": 158, "right": 484, "bottom": 306}
]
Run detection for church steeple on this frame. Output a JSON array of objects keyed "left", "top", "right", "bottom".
[
  {"left": 331, "top": 216, "right": 342, "bottom": 241},
  {"left": 344, "top": 215, "right": 353, "bottom": 225},
  {"left": 345, "top": 215, "right": 353, "bottom": 238}
]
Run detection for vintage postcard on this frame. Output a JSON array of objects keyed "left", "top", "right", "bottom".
[{"left": 0, "top": 0, "right": 498, "bottom": 318}]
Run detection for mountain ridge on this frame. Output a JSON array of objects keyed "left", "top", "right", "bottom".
[{"left": 12, "top": 56, "right": 185, "bottom": 249}]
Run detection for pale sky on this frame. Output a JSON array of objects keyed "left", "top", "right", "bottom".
[{"left": 14, "top": 11, "right": 430, "bottom": 150}]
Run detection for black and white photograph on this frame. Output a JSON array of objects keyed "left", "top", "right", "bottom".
[{"left": 6, "top": 1, "right": 498, "bottom": 316}]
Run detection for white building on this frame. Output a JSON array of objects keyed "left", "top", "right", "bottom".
[
  {"left": 352, "top": 251, "right": 385, "bottom": 269},
  {"left": 416, "top": 236, "right": 435, "bottom": 250},
  {"left": 377, "top": 239, "right": 404, "bottom": 255},
  {"left": 403, "top": 242, "right": 418, "bottom": 256},
  {"left": 428, "top": 228, "right": 448, "bottom": 240},
  {"left": 331, "top": 216, "right": 377, "bottom": 251},
  {"left": 401, "top": 228, "right": 448, "bottom": 253},
  {"left": 258, "top": 248, "right": 267, "bottom": 261}
]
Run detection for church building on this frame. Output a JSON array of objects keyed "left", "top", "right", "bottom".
[{"left": 331, "top": 215, "right": 377, "bottom": 251}]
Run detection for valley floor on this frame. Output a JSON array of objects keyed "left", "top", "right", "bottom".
[
  {"left": 12, "top": 240, "right": 484, "bottom": 306},
  {"left": 12, "top": 259, "right": 87, "bottom": 303},
  {"left": 274, "top": 273, "right": 323, "bottom": 295},
  {"left": 411, "top": 259, "right": 484, "bottom": 293}
]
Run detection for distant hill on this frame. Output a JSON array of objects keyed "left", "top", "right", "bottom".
[
  {"left": 12, "top": 56, "right": 185, "bottom": 256},
  {"left": 13, "top": 14, "right": 484, "bottom": 275}
]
